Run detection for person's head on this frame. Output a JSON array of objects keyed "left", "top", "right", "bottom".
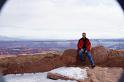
[{"left": 82, "top": 32, "right": 86, "bottom": 39}]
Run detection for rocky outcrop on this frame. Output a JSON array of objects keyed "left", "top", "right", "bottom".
[
  {"left": 2, "top": 54, "right": 65, "bottom": 74},
  {"left": 106, "top": 49, "right": 124, "bottom": 67},
  {"left": 61, "top": 49, "right": 78, "bottom": 66},
  {"left": 60, "top": 46, "right": 111, "bottom": 66},
  {"left": 91, "top": 46, "right": 110, "bottom": 64},
  {"left": 87, "top": 66, "right": 124, "bottom": 82},
  {"left": 1, "top": 46, "right": 124, "bottom": 75},
  {"left": 61, "top": 46, "right": 124, "bottom": 67},
  {"left": 47, "top": 66, "right": 124, "bottom": 82}
]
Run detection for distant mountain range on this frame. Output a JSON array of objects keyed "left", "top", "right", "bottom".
[
  {"left": 0, "top": 36, "right": 22, "bottom": 41},
  {"left": 0, "top": 35, "right": 124, "bottom": 41}
]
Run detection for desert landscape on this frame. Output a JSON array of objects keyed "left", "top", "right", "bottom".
[
  {"left": 0, "top": 0, "right": 124, "bottom": 81},
  {"left": 0, "top": 43, "right": 123, "bottom": 82}
]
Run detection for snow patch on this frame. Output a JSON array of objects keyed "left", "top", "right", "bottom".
[
  {"left": 2, "top": 67, "right": 87, "bottom": 82},
  {"left": 3, "top": 72, "right": 76, "bottom": 82},
  {"left": 49, "top": 67, "right": 88, "bottom": 80}
]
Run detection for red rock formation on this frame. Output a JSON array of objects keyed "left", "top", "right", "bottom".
[
  {"left": 1, "top": 46, "right": 124, "bottom": 75},
  {"left": 47, "top": 67, "right": 124, "bottom": 82},
  {"left": 2, "top": 54, "right": 65, "bottom": 74},
  {"left": 61, "top": 49, "right": 78, "bottom": 66},
  {"left": 87, "top": 66, "right": 124, "bottom": 82},
  {"left": 106, "top": 49, "right": 124, "bottom": 67},
  {"left": 91, "top": 46, "right": 110, "bottom": 65}
]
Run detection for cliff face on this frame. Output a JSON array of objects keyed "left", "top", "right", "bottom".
[{"left": 1, "top": 46, "right": 124, "bottom": 75}]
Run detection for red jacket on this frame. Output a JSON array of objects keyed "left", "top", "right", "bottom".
[{"left": 77, "top": 38, "right": 91, "bottom": 51}]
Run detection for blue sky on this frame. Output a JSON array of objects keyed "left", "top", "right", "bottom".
[{"left": 0, "top": 0, "right": 124, "bottom": 40}]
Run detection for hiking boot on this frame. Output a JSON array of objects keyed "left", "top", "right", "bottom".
[
  {"left": 91, "top": 64, "right": 95, "bottom": 69},
  {"left": 82, "top": 61, "right": 86, "bottom": 65}
]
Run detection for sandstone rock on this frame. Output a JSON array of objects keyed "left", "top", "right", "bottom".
[
  {"left": 91, "top": 46, "right": 110, "bottom": 64},
  {"left": 47, "top": 66, "right": 124, "bottom": 82},
  {"left": 106, "top": 49, "right": 124, "bottom": 67},
  {"left": 61, "top": 49, "right": 78, "bottom": 66},
  {"left": 1, "top": 46, "right": 124, "bottom": 75},
  {"left": 87, "top": 66, "right": 124, "bottom": 82},
  {"left": 61, "top": 46, "right": 110, "bottom": 65}
]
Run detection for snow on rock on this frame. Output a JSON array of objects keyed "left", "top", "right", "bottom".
[
  {"left": 3, "top": 72, "right": 76, "bottom": 82},
  {"left": 47, "top": 67, "right": 88, "bottom": 81}
]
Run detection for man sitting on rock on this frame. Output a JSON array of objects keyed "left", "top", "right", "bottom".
[{"left": 77, "top": 32, "right": 95, "bottom": 68}]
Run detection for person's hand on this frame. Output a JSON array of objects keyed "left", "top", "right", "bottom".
[
  {"left": 85, "top": 50, "right": 88, "bottom": 53},
  {"left": 80, "top": 49, "right": 84, "bottom": 52}
]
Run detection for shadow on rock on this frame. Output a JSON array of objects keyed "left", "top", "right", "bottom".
[
  {"left": 118, "top": 70, "right": 124, "bottom": 82},
  {"left": 0, "top": 74, "right": 5, "bottom": 82}
]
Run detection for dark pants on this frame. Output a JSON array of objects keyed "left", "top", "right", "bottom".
[{"left": 79, "top": 49, "right": 95, "bottom": 65}]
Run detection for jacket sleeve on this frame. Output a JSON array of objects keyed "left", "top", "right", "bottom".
[
  {"left": 77, "top": 39, "right": 82, "bottom": 50},
  {"left": 86, "top": 39, "right": 91, "bottom": 51}
]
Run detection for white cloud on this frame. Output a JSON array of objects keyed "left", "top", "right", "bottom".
[{"left": 0, "top": 0, "right": 124, "bottom": 39}]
